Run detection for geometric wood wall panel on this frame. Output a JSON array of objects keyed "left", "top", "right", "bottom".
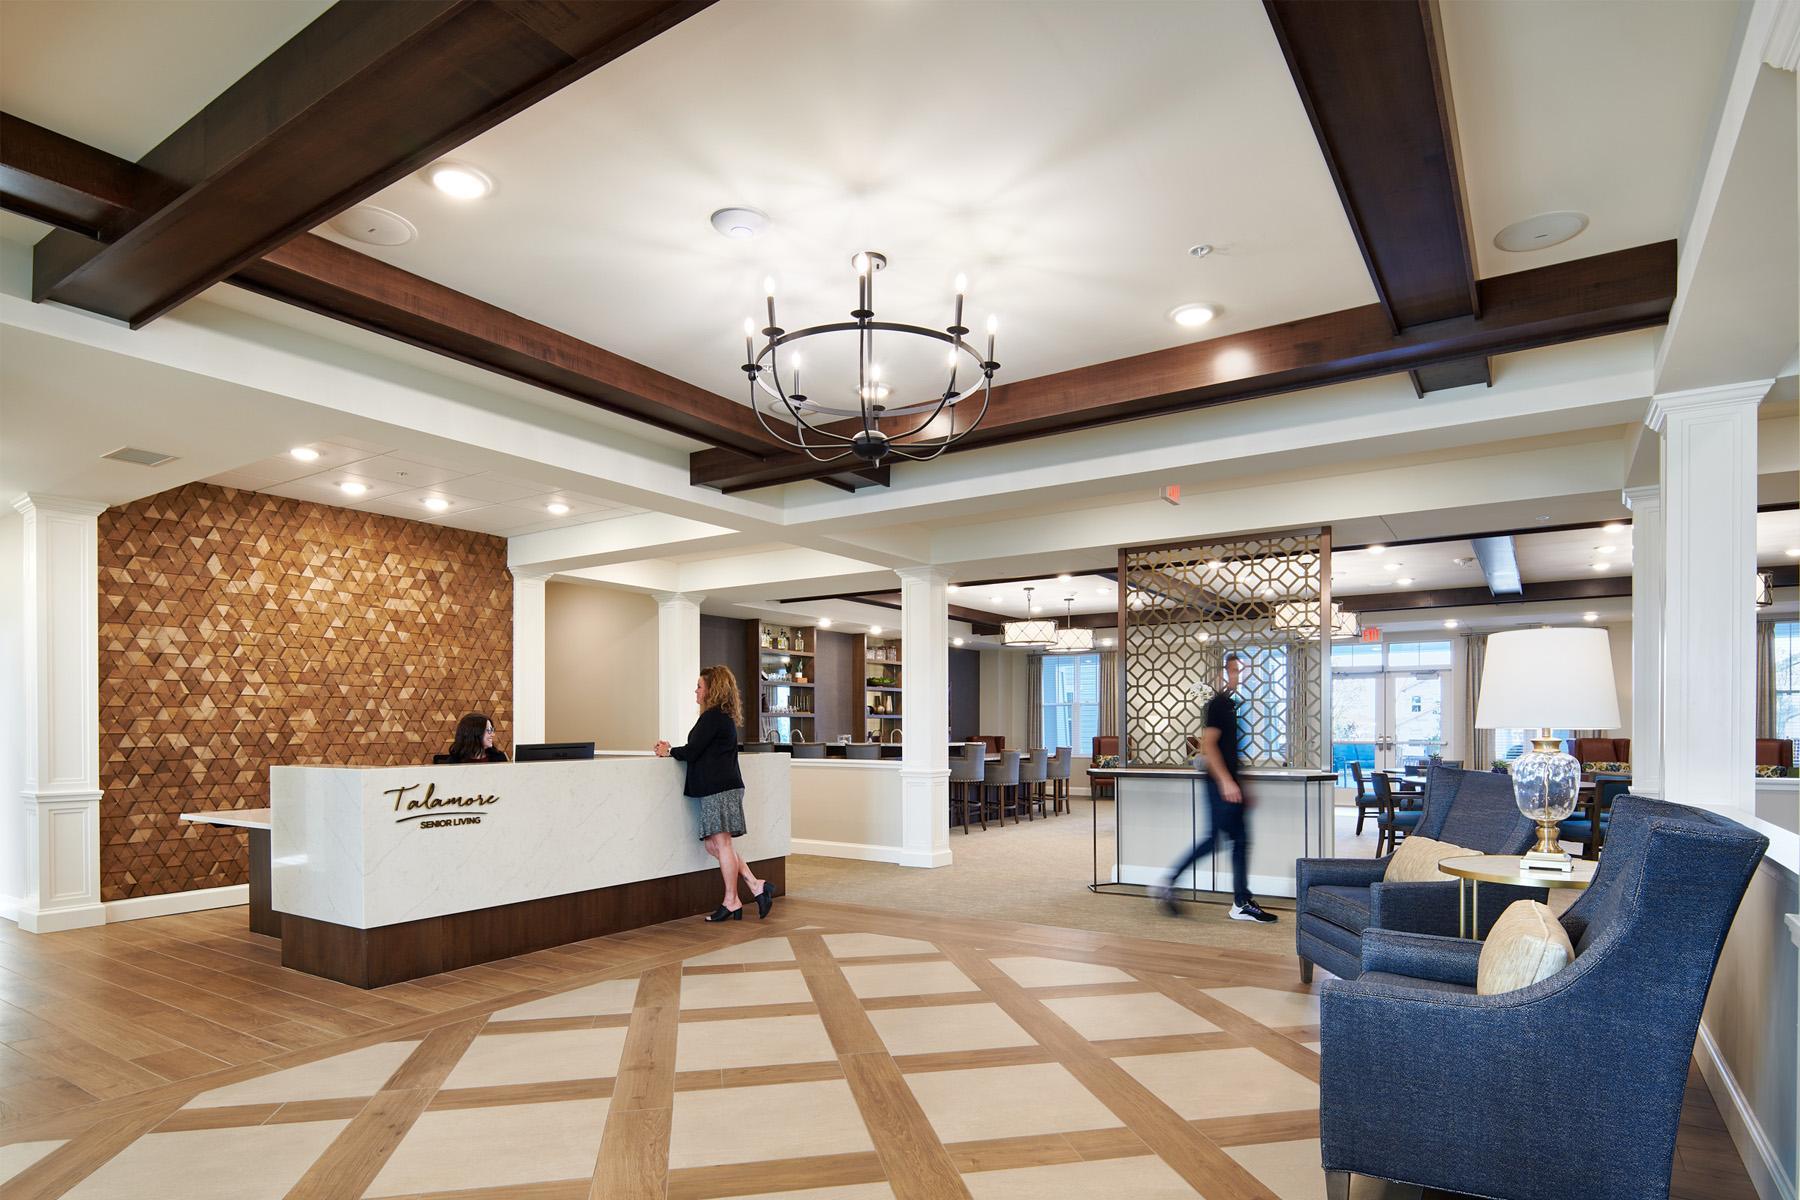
[{"left": 97, "top": 483, "right": 513, "bottom": 901}]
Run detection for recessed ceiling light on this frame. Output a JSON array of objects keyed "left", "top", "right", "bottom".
[
  {"left": 988, "top": 594, "right": 1002, "bottom": 604},
  {"left": 426, "top": 161, "right": 492, "bottom": 200},
  {"left": 1096, "top": 587, "right": 1110, "bottom": 596},
  {"left": 1170, "top": 303, "right": 1217, "bottom": 328},
  {"left": 1443, "top": 619, "right": 1459, "bottom": 629},
  {"left": 1602, "top": 523, "right": 1627, "bottom": 534},
  {"left": 946, "top": 584, "right": 959, "bottom": 593},
  {"left": 1056, "top": 574, "right": 1071, "bottom": 582},
  {"left": 545, "top": 502, "right": 570, "bottom": 515},
  {"left": 1206, "top": 559, "right": 1224, "bottom": 570},
  {"left": 1100, "top": 636, "right": 1116, "bottom": 647},
  {"left": 338, "top": 481, "right": 367, "bottom": 496},
  {"left": 710, "top": 206, "right": 769, "bottom": 240},
  {"left": 819, "top": 618, "right": 833, "bottom": 628},
  {"left": 1583, "top": 612, "right": 1600, "bottom": 622},
  {"left": 1395, "top": 577, "right": 1414, "bottom": 587},
  {"left": 289, "top": 447, "right": 320, "bottom": 462},
  {"left": 1493, "top": 210, "right": 1589, "bottom": 253},
  {"left": 1596, "top": 545, "right": 1618, "bottom": 555},
  {"left": 1786, "top": 547, "right": 1800, "bottom": 557},
  {"left": 422, "top": 497, "right": 449, "bottom": 512},
  {"left": 1591, "top": 562, "right": 1609, "bottom": 572},
  {"left": 870, "top": 626, "right": 883, "bottom": 636},
  {"left": 1196, "top": 631, "right": 1211, "bottom": 642},
  {"left": 1188, "top": 243, "right": 1213, "bottom": 258},
  {"left": 952, "top": 636, "right": 964, "bottom": 647},
  {"left": 1260, "top": 588, "right": 1275, "bottom": 599},
  {"left": 1367, "top": 544, "right": 1387, "bottom": 555}
]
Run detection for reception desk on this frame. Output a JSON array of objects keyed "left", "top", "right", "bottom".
[
  {"left": 1089, "top": 765, "right": 1335, "bottom": 903},
  {"left": 267, "top": 754, "right": 790, "bottom": 987}
]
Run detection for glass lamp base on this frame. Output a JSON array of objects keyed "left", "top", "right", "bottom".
[{"left": 1512, "top": 733, "right": 1579, "bottom": 872}]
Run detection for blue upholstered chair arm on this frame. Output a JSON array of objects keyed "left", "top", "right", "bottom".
[
  {"left": 1366, "top": 880, "right": 1459, "bottom": 935},
  {"left": 1358, "top": 929, "right": 1480, "bottom": 986},
  {"left": 1296, "top": 856, "right": 1387, "bottom": 910}
]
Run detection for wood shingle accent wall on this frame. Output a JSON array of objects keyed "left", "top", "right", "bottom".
[{"left": 97, "top": 483, "right": 513, "bottom": 901}]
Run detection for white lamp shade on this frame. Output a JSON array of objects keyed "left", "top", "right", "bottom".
[{"left": 1475, "top": 627, "right": 1620, "bottom": 729}]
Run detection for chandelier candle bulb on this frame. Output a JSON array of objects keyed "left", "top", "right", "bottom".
[
  {"left": 985, "top": 313, "right": 997, "bottom": 362},
  {"left": 743, "top": 317, "right": 755, "bottom": 367},
  {"left": 765, "top": 277, "right": 777, "bottom": 330},
  {"left": 953, "top": 273, "right": 967, "bottom": 330}
]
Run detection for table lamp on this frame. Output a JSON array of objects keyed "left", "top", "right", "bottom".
[{"left": 1474, "top": 627, "right": 1621, "bottom": 871}]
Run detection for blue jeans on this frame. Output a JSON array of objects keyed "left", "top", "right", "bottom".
[{"left": 1168, "top": 779, "right": 1251, "bottom": 905}]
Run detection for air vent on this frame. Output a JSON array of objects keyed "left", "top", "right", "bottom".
[{"left": 101, "top": 446, "right": 178, "bottom": 467}]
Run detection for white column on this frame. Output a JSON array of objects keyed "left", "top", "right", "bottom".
[
  {"left": 654, "top": 593, "right": 703, "bottom": 743},
  {"left": 1648, "top": 380, "right": 1768, "bottom": 813},
  {"left": 511, "top": 573, "right": 548, "bottom": 745},
  {"left": 897, "top": 566, "right": 952, "bottom": 868},
  {"left": 13, "top": 495, "right": 107, "bottom": 933},
  {"left": 1622, "top": 485, "right": 1664, "bottom": 797}
]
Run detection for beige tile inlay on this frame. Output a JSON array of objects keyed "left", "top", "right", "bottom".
[
  {"left": 867, "top": 1002, "right": 1037, "bottom": 1058},
  {"left": 1117, "top": 1048, "right": 1318, "bottom": 1121},
  {"left": 185, "top": 1041, "right": 419, "bottom": 1108},
  {"left": 904, "top": 1062, "right": 1122, "bottom": 1143},
  {"left": 1042, "top": 992, "right": 1222, "bottom": 1041},
  {"left": 685, "top": 937, "right": 798, "bottom": 966},
  {"left": 442, "top": 1026, "right": 629, "bottom": 1090},
  {"left": 491, "top": 977, "right": 640, "bottom": 1022},
  {"left": 1304, "top": 1041, "right": 1321, "bottom": 1055},
  {"left": 1202, "top": 986, "right": 1322, "bottom": 1028},
  {"left": 962, "top": 1153, "right": 1204, "bottom": 1198},
  {"left": 0, "top": 1140, "right": 65, "bottom": 1186},
  {"left": 364, "top": 1098, "right": 609, "bottom": 1197},
  {"left": 668, "top": 1078, "right": 874, "bottom": 1169},
  {"left": 821, "top": 932, "right": 939, "bottom": 958},
  {"left": 64, "top": 1120, "right": 351, "bottom": 1200},
  {"left": 1226, "top": 1138, "right": 1423, "bottom": 1200},
  {"left": 732, "top": 1186, "right": 896, "bottom": 1200},
  {"left": 674, "top": 1014, "right": 838, "bottom": 1072},
  {"left": 680, "top": 967, "right": 814, "bottom": 1010},
  {"left": 840, "top": 960, "right": 979, "bottom": 1000},
  {"left": 991, "top": 955, "right": 1135, "bottom": 988}
]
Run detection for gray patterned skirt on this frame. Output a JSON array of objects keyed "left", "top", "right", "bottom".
[{"left": 693, "top": 787, "right": 747, "bottom": 839}]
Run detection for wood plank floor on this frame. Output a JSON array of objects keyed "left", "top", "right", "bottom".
[{"left": 0, "top": 900, "right": 1761, "bottom": 1200}]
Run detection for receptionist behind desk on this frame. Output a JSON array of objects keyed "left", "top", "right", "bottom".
[{"left": 443, "top": 712, "right": 507, "bottom": 763}]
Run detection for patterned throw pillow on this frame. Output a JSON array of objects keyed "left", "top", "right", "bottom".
[
  {"left": 1755, "top": 764, "right": 1790, "bottom": 779},
  {"left": 1582, "top": 761, "right": 1630, "bottom": 775},
  {"left": 1091, "top": 754, "right": 1121, "bottom": 769},
  {"left": 1478, "top": 901, "right": 1574, "bottom": 995}
]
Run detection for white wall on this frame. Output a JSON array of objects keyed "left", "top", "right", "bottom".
[
  {"left": 0, "top": 512, "right": 23, "bottom": 915},
  {"left": 544, "top": 580, "right": 660, "bottom": 750}
]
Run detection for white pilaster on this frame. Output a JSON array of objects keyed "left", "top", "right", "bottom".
[
  {"left": 1622, "top": 485, "right": 1664, "bottom": 797},
  {"left": 654, "top": 592, "right": 704, "bottom": 743},
  {"left": 897, "top": 566, "right": 952, "bottom": 868},
  {"left": 12, "top": 495, "right": 107, "bottom": 933},
  {"left": 511, "top": 573, "right": 548, "bottom": 745},
  {"left": 1647, "top": 381, "right": 1768, "bottom": 814}
]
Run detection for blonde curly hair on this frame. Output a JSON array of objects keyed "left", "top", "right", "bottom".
[{"left": 700, "top": 664, "right": 743, "bottom": 726}]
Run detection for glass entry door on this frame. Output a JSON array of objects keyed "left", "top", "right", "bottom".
[{"left": 1332, "top": 662, "right": 1450, "bottom": 795}]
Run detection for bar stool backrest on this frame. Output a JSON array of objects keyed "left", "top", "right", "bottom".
[
  {"left": 1018, "top": 747, "right": 1049, "bottom": 782},
  {"left": 950, "top": 743, "right": 985, "bottom": 782},
  {"left": 983, "top": 749, "right": 1022, "bottom": 786},
  {"left": 846, "top": 744, "right": 882, "bottom": 760},
  {"left": 1049, "top": 746, "right": 1072, "bottom": 779},
  {"left": 791, "top": 742, "right": 826, "bottom": 759}
]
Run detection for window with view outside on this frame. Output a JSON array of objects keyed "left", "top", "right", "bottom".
[
  {"left": 1776, "top": 621, "right": 1800, "bottom": 766},
  {"left": 1040, "top": 653, "right": 1100, "bottom": 754}
]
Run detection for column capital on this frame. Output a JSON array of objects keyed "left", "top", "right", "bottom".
[
  {"left": 509, "top": 570, "right": 552, "bottom": 586},
  {"left": 1646, "top": 380, "right": 1772, "bottom": 431},
  {"left": 894, "top": 565, "right": 953, "bottom": 587},
  {"left": 651, "top": 591, "right": 704, "bottom": 609},
  {"left": 1621, "top": 485, "right": 1661, "bottom": 511},
  {"left": 12, "top": 493, "right": 109, "bottom": 519}
]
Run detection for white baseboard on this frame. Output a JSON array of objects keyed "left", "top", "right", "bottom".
[
  {"left": 896, "top": 848, "right": 953, "bottom": 869},
  {"left": 16, "top": 902, "right": 106, "bottom": 933},
  {"left": 1696, "top": 1022, "right": 1796, "bottom": 1200},
  {"left": 104, "top": 884, "right": 248, "bottom": 924},
  {"left": 791, "top": 837, "right": 905, "bottom": 864}
]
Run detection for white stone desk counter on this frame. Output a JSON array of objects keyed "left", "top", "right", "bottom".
[{"left": 271, "top": 755, "right": 790, "bottom": 930}]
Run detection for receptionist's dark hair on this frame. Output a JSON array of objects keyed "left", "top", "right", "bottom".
[{"left": 447, "top": 712, "right": 493, "bottom": 763}]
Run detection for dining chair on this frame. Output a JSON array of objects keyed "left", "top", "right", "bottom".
[
  {"left": 949, "top": 742, "right": 987, "bottom": 832},
  {"left": 1017, "top": 748, "right": 1050, "bottom": 820},
  {"left": 982, "top": 750, "right": 1023, "bottom": 824},
  {"left": 1373, "top": 771, "right": 1421, "bottom": 856},
  {"left": 1560, "top": 773, "right": 1631, "bottom": 860},
  {"left": 1046, "top": 746, "right": 1073, "bottom": 814},
  {"left": 1349, "top": 761, "right": 1381, "bottom": 837}
]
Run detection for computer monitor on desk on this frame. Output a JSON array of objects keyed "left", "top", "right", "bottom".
[{"left": 515, "top": 742, "right": 596, "bottom": 763}]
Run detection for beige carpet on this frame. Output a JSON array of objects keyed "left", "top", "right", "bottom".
[{"left": 788, "top": 798, "right": 1386, "bottom": 956}]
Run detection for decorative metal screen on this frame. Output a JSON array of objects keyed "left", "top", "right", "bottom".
[{"left": 1120, "top": 529, "right": 1330, "bottom": 768}]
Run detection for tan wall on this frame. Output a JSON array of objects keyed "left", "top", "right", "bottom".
[
  {"left": 97, "top": 484, "right": 513, "bottom": 901},
  {"left": 544, "top": 581, "right": 659, "bottom": 750}
]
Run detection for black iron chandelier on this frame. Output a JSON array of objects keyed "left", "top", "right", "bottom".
[{"left": 739, "top": 251, "right": 999, "bottom": 466}]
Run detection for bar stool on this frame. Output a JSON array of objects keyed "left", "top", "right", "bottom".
[
  {"left": 1046, "top": 746, "right": 1072, "bottom": 814},
  {"left": 846, "top": 743, "right": 882, "bottom": 760},
  {"left": 982, "top": 749, "right": 1022, "bottom": 824},
  {"left": 949, "top": 742, "right": 986, "bottom": 832},
  {"left": 1017, "top": 748, "right": 1049, "bottom": 820},
  {"left": 791, "top": 742, "right": 826, "bottom": 759}
]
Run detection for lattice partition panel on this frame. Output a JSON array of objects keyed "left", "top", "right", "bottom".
[
  {"left": 97, "top": 483, "right": 514, "bottom": 901},
  {"left": 1121, "top": 530, "right": 1329, "bottom": 768}
]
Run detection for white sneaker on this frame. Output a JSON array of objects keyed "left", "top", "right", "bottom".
[{"left": 1229, "top": 901, "right": 1278, "bottom": 924}]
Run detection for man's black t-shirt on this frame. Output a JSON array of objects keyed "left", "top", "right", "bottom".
[{"left": 1204, "top": 689, "right": 1241, "bottom": 779}]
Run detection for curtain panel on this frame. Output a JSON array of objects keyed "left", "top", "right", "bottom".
[
  {"left": 1756, "top": 617, "right": 1778, "bottom": 738},
  {"left": 1027, "top": 654, "right": 1044, "bottom": 751},
  {"left": 1465, "top": 634, "right": 1494, "bottom": 769},
  {"left": 1098, "top": 650, "right": 1119, "bottom": 738}
]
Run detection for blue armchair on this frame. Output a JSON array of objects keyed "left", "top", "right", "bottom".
[
  {"left": 1317, "top": 796, "right": 1767, "bottom": 1200},
  {"left": 1296, "top": 763, "right": 1541, "bottom": 983}
]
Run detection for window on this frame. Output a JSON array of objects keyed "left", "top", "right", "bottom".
[
  {"left": 1775, "top": 621, "right": 1800, "bottom": 762},
  {"left": 1385, "top": 640, "right": 1453, "bottom": 669},
  {"left": 1492, "top": 728, "right": 1576, "bottom": 763},
  {"left": 1330, "top": 642, "right": 1382, "bottom": 670},
  {"left": 1041, "top": 653, "right": 1101, "bottom": 754}
]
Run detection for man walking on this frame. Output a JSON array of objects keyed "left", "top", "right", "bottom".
[{"left": 1155, "top": 653, "right": 1277, "bottom": 922}]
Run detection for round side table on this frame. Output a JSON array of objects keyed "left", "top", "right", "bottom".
[{"left": 1439, "top": 854, "right": 1598, "bottom": 939}]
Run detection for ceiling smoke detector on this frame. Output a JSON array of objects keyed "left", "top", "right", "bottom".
[
  {"left": 710, "top": 207, "right": 769, "bottom": 240},
  {"left": 1494, "top": 211, "right": 1589, "bottom": 253},
  {"left": 328, "top": 205, "right": 417, "bottom": 246}
]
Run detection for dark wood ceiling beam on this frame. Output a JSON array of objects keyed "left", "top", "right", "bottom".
[
  {"left": 31, "top": 0, "right": 714, "bottom": 328},
  {"left": 0, "top": 115, "right": 169, "bottom": 242},
  {"left": 1337, "top": 576, "right": 1630, "bottom": 613},
  {"left": 1265, "top": 0, "right": 1490, "bottom": 396},
  {"left": 691, "top": 240, "right": 1676, "bottom": 491}
]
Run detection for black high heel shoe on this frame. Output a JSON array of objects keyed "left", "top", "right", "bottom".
[
  {"left": 704, "top": 905, "right": 743, "bottom": 923},
  {"left": 754, "top": 884, "right": 777, "bottom": 919}
]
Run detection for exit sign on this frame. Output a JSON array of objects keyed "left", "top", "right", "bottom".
[{"left": 1361, "top": 626, "right": 1381, "bottom": 643}]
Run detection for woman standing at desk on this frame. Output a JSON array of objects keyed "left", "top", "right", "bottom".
[{"left": 655, "top": 666, "right": 777, "bottom": 923}]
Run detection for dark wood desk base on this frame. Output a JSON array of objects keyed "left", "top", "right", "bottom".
[
  {"left": 278, "top": 857, "right": 787, "bottom": 988},
  {"left": 246, "top": 828, "right": 279, "bottom": 937}
]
